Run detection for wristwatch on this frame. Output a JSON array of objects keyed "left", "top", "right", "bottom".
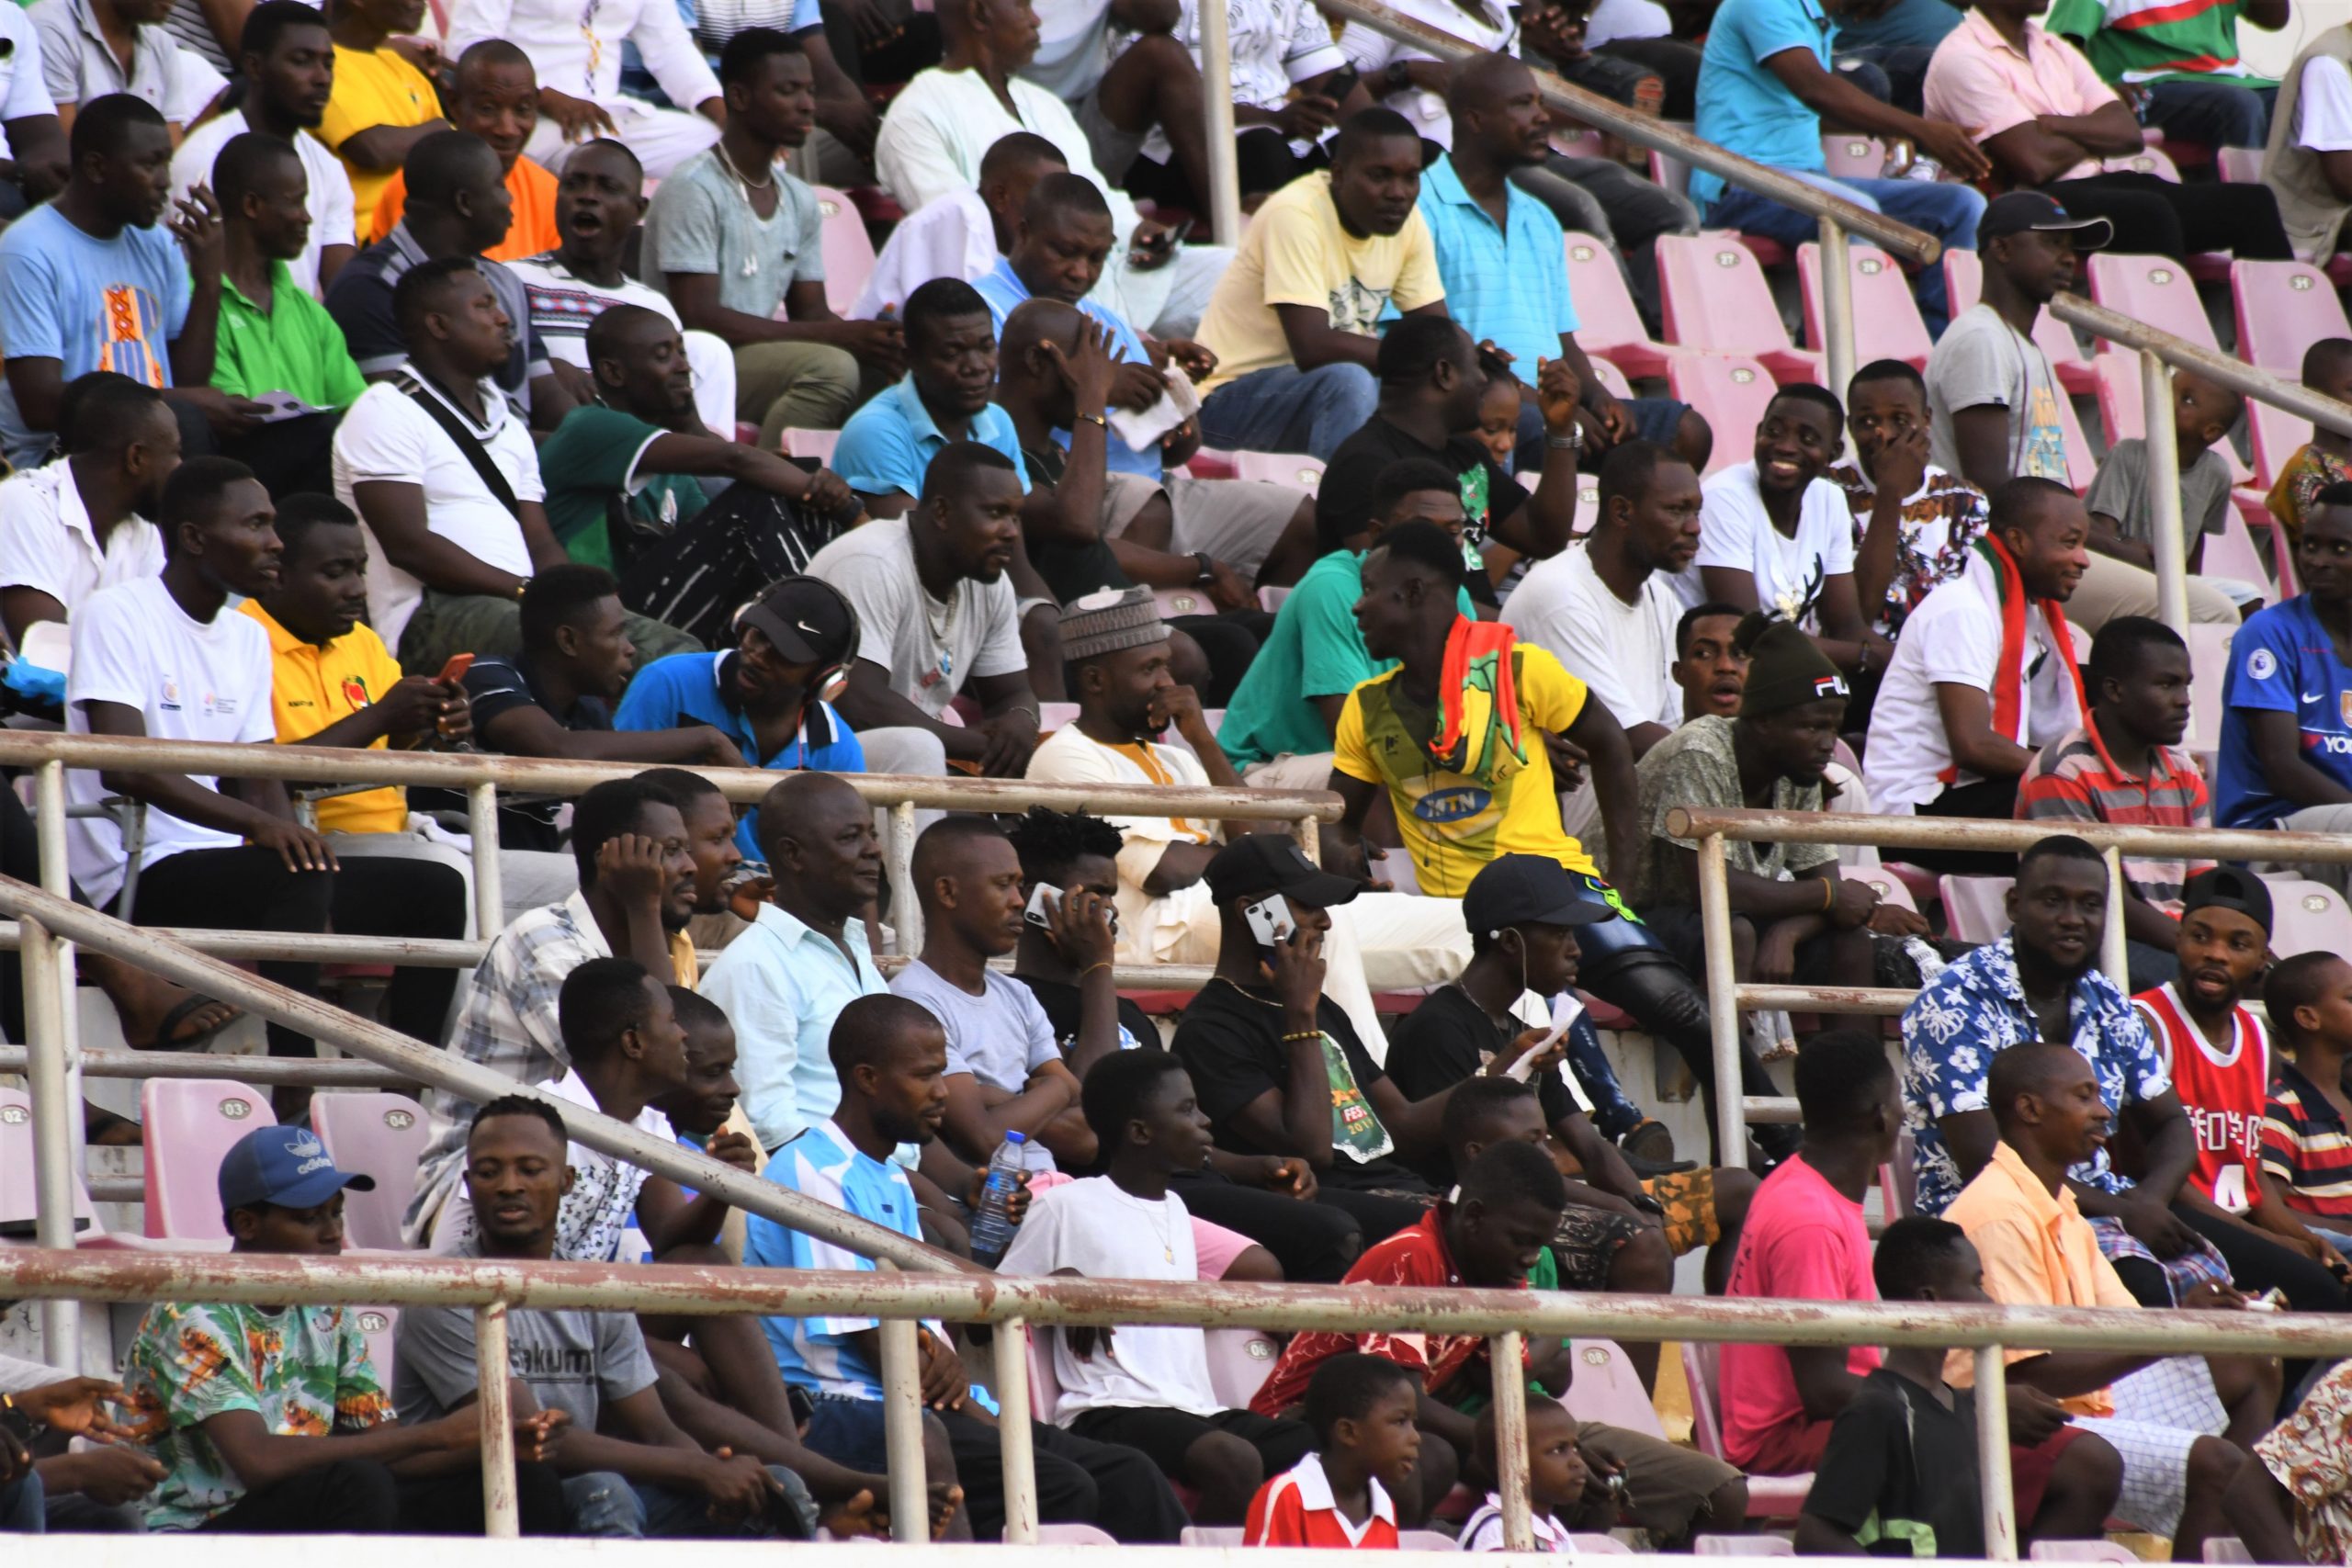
[{"left": 1193, "top": 551, "right": 1216, "bottom": 586}]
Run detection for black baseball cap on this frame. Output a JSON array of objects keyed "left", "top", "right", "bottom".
[
  {"left": 1977, "top": 191, "right": 2113, "bottom": 252},
  {"left": 735, "top": 578, "right": 856, "bottom": 665},
  {"left": 2181, "top": 864, "right": 2273, "bottom": 935},
  {"left": 1464, "top": 854, "right": 1618, "bottom": 935},
  {"left": 1203, "top": 834, "right": 1363, "bottom": 908}
]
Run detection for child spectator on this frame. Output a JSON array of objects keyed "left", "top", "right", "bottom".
[
  {"left": 1243, "top": 1354, "right": 1419, "bottom": 1549},
  {"left": 2261, "top": 953, "right": 2352, "bottom": 1258},
  {"left": 1457, "top": 1396, "right": 1587, "bottom": 1551},
  {"left": 1474, "top": 364, "right": 1523, "bottom": 476},
  {"left": 2265, "top": 338, "right": 2352, "bottom": 551},
  {"left": 2082, "top": 367, "right": 2248, "bottom": 592}
]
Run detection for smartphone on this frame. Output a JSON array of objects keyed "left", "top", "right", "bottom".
[
  {"left": 1243, "top": 895, "right": 1295, "bottom": 950},
  {"left": 435, "top": 653, "right": 475, "bottom": 684},
  {"left": 1023, "top": 882, "right": 1061, "bottom": 931},
  {"left": 1321, "top": 63, "right": 1360, "bottom": 102}
]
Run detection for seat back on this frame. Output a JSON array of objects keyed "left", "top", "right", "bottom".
[
  {"left": 1938, "top": 875, "right": 2015, "bottom": 945},
  {"left": 2246, "top": 399, "right": 2315, "bottom": 492},
  {"left": 2185, "top": 622, "right": 2237, "bottom": 754},
  {"left": 0, "top": 1087, "right": 97, "bottom": 1239},
  {"left": 142, "top": 1078, "right": 274, "bottom": 1240},
  {"left": 781, "top": 428, "right": 840, "bottom": 462},
  {"left": 2086, "top": 253, "right": 2221, "bottom": 355},
  {"left": 1024, "top": 1323, "right": 1066, "bottom": 1427},
  {"left": 2101, "top": 145, "right": 2182, "bottom": 181},
  {"left": 1657, "top": 236, "right": 1800, "bottom": 360},
  {"left": 2092, "top": 355, "right": 2254, "bottom": 483},
  {"left": 1402, "top": 1530, "right": 1468, "bottom": 1551},
  {"left": 1697, "top": 1537, "right": 1797, "bottom": 1556},
  {"left": 1229, "top": 451, "right": 1326, "bottom": 494},
  {"left": 2030, "top": 1542, "right": 2143, "bottom": 1563},
  {"left": 1564, "top": 231, "right": 1668, "bottom": 364},
  {"left": 2217, "top": 148, "right": 2265, "bottom": 183},
  {"left": 1181, "top": 1527, "right": 1246, "bottom": 1547},
  {"left": 1681, "top": 1340, "right": 1728, "bottom": 1460},
  {"left": 2204, "top": 503, "right": 2273, "bottom": 590},
  {"left": 355, "top": 1304, "right": 400, "bottom": 1385},
  {"left": 1568, "top": 1534, "right": 1637, "bottom": 1554},
  {"left": 2203, "top": 1539, "right": 2256, "bottom": 1563},
  {"left": 2268, "top": 880, "right": 2352, "bottom": 960},
  {"left": 311, "top": 1092, "right": 429, "bottom": 1251},
  {"left": 1667, "top": 355, "right": 1779, "bottom": 475},
  {"left": 1797, "top": 242, "right": 1932, "bottom": 367},
  {"left": 810, "top": 187, "right": 876, "bottom": 316},
  {"left": 1204, "top": 1325, "right": 1282, "bottom": 1409},
  {"left": 1031, "top": 1524, "right": 1121, "bottom": 1546},
  {"left": 1559, "top": 1338, "right": 1667, "bottom": 1438},
  {"left": 1821, "top": 134, "right": 1885, "bottom": 178},
  {"left": 2233, "top": 259, "right": 2352, "bottom": 378}
]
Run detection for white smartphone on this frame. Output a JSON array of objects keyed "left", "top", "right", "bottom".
[
  {"left": 1023, "top": 883, "right": 1061, "bottom": 931},
  {"left": 1243, "top": 895, "right": 1295, "bottom": 949}
]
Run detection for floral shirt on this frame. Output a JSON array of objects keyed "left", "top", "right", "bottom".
[
  {"left": 2264, "top": 443, "right": 2350, "bottom": 550},
  {"left": 2255, "top": 1358, "right": 2352, "bottom": 1565},
  {"left": 120, "top": 1301, "right": 393, "bottom": 1530},
  {"left": 1829, "top": 462, "right": 1990, "bottom": 642},
  {"left": 1903, "top": 934, "right": 2170, "bottom": 1216}
]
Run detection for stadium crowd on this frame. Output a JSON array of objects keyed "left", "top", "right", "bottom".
[{"left": 4, "top": 0, "right": 2352, "bottom": 1552}]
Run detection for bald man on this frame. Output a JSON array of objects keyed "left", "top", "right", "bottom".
[{"left": 372, "top": 42, "right": 561, "bottom": 263}]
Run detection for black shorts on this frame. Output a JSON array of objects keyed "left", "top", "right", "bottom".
[{"left": 1065, "top": 1405, "right": 1316, "bottom": 1481}]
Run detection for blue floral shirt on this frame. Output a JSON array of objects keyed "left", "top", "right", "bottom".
[{"left": 1903, "top": 934, "right": 2170, "bottom": 1216}]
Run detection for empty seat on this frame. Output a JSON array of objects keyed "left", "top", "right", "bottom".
[
  {"left": 0, "top": 1087, "right": 96, "bottom": 1241},
  {"left": 1697, "top": 1537, "right": 1797, "bottom": 1556},
  {"left": 1657, "top": 235, "right": 1823, "bottom": 382},
  {"left": 2233, "top": 259, "right": 2352, "bottom": 378},
  {"left": 1796, "top": 242, "right": 1932, "bottom": 369},
  {"left": 1943, "top": 249, "right": 2098, "bottom": 394},
  {"left": 1939, "top": 875, "right": 2015, "bottom": 945},
  {"left": 810, "top": 186, "right": 876, "bottom": 317},
  {"left": 1668, "top": 355, "right": 1779, "bottom": 474},
  {"left": 142, "top": 1078, "right": 274, "bottom": 1241},
  {"left": 1560, "top": 1338, "right": 1666, "bottom": 1437},
  {"left": 2268, "top": 880, "right": 2352, "bottom": 960},
  {"left": 311, "top": 1091, "right": 429, "bottom": 1252},
  {"left": 1682, "top": 1341, "right": 1814, "bottom": 1517},
  {"left": 1229, "top": 451, "right": 1325, "bottom": 494},
  {"left": 1565, "top": 232, "right": 1682, "bottom": 380},
  {"left": 2086, "top": 253, "right": 2221, "bottom": 355},
  {"left": 2185, "top": 622, "right": 2237, "bottom": 754}
]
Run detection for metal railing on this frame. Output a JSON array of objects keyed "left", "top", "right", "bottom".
[{"left": 1666, "top": 807, "right": 2352, "bottom": 1164}]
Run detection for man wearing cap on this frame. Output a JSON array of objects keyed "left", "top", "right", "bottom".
[
  {"left": 119, "top": 1124, "right": 572, "bottom": 1536},
  {"left": 1924, "top": 192, "right": 2238, "bottom": 632},
  {"left": 1027, "top": 584, "right": 1471, "bottom": 1055},
  {"left": 1628, "top": 613, "right": 1930, "bottom": 996}
]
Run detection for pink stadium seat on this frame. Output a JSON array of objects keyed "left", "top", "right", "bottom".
[
  {"left": 781, "top": 428, "right": 839, "bottom": 462},
  {"left": 0, "top": 1088, "right": 96, "bottom": 1241},
  {"left": 2216, "top": 148, "right": 2265, "bottom": 184},
  {"left": 2246, "top": 399, "right": 2313, "bottom": 492},
  {"left": 2232, "top": 259, "right": 2352, "bottom": 378},
  {"left": 311, "top": 1092, "right": 429, "bottom": 1252},
  {"left": 1852, "top": 871, "right": 1919, "bottom": 916},
  {"left": 1698, "top": 1537, "right": 1797, "bottom": 1556},
  {"left": 2267, "top": 881, "right": 2352, "bottom": 960},
  {"left": 1560, "top": 1340, "right": 1666, "bottom": 1437},
  {"left": 1153, "top": 587, "right": 1216, "bottom": 620},
  {"left": 1257, "top": 585, "right": 1291, "bottom": 613},
  {"left": 1821, "top": 135, "right": 1885, "bottom": 178},
  {"left": 2203, "top": 506, "right": 2272, "bottom": 592},
  {"left": 1181, "top": 1527, "right": 1246, "bottom": 1547},
  {"left": 1943, "top": 248, "right": 2098, "bottom": 394},
  {"left": 142, "top": 1077, "right": 274, "bottom": 1241},
  {"left": 2086, "top": 253, "right": 2220, "bottom": 356},
  {"left": 2089, "top": 355, "right": 2250, "bottom": 483},
  {"left": 1587, "top": 357, "right": 1634, "bottom": 401},
  {"left": 1682, "top": 1342, "right": 1813, "bottom": 1517},
  {"left": 356, "top": 1304, "right": 400, "bottom": 1382},
  {"left": 2031, "top": 1542, "right": 2142, "bottom": 1563},
  {"left": 1656, "top": 236, "right": 1822, "bottom": 383},
  {"left": 1229, "top": 451, "right": 1325, "bottom": 494},
  {"left": 2204, "top": 1539, "right": 2255, "bottom": 1563},
  {"left": 1032, "top": 1525, "right": 1121, "bottom": 1546},
  {"left": 1939, "top": 875, "right": 2014, "bottom": 945},
  {"left": 2186, "top": 623, "right": 2237, "bottom": 755},
  {"left": 1204, "top": 1326, "right": 1282, "bottom": 1409},
  {"left": 1796, "top": 242, "right": 1931, "bottom": 369},
  {"left": 1668, "top": 355, "right": 1779, "bottom": 475},
  {"left": 1880, "top": 1125, "right": 1917, "bottom": 1221},
  {"left": 809, "top": 186, "right": 876, "bottom": 317},
  {"left": 1567, "top": 1534, "right": 1636, "bottom": 1554},
  {"left": 2102, "top": 145, "right": 2183, "bottom": 181},
  {"left": 1648, "top": 146, "right": 1690, "bottom": 201},
  {"left": 1565, "top": 233, "right": 1682, "bottom": 380},
  {"left": 1037, "top": 702, "right": 1080, "bottom": 736}
]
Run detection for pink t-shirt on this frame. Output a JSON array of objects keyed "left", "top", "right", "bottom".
[
  {"left": 1719, "top": 1153, "right": 1882, "bottom": 1470},
  {"left": 1921, "top": 10, "right": 2120, "bottom": 183}
]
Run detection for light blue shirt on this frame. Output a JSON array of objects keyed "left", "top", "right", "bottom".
[
  {"left": 0, "top": 205, "right": 192, "bottom": 466},
  {"left": 970, "top": 256, "right": 1162, "bottom": 479},
  {"left": 699, "top": 903, "right": 888, "bottom": 1150},
  {"left": 1690, "top": 0, "right": 1833, "bottom": 208},
  {"left": 1416, "top": 156, "right": 1579, "bottom": 377},
  {"left": 831, "top": 373, "right": 1031, "bottom": 502}
]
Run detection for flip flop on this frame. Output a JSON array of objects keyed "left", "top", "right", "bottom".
[{"left": 129, "top": 994, "right": 241, "bottom": 1053}]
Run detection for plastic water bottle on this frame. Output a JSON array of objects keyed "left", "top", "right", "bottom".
[{"left": 967, "top": 1131, "right": 1029, "bottom": 1268}]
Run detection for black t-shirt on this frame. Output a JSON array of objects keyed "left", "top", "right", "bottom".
[
  {"left": 1801, "top": 1369, "right": 1985, "bottom": 1559},
  {"left": 1019, "top": 439, "right": 1136, "bottom": 604},
  {"left": 1315, "top": 414, "right": 1525, "bottom": 569},
  {"left": 1012, "top": 972, "right": 1161, "bottom": 1058},
  {"left": 425, "top": 655, "right": 613, "bottom": 850},
  {"left": 1385, "top": 985, "right": 1577, "bottom": 1187},
  {"left": 1170, "top": 978, "right": 1430, "bottom": 1193}
]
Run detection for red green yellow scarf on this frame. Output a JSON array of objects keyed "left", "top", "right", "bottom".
[
  {"left": 1939, "top": 535, "right": 2086, "bottom": 784},
  {"left": 1429, "top": 615, "right": 1527, "bottom": 786}
]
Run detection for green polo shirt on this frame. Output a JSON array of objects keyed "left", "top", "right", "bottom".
[
  {"left": 537, "top": 403, "right": 708, "bottom": 572},
  {"left": 211, "top": 259, "right": 368, "bottom": 410}
]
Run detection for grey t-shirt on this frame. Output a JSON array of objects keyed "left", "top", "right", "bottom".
[
  {"left": 1926, "top": 304, "right": 2072, "bottom": 486},
  {"left": 805, "top": 516, "right": 1025, "bottom": 716},
  {"left": 392, "top": 1236, "right": 658, "bottom": 1431},
  {"left": 2083, "top": 436, "right": 2232, "bottom": 542},
  {"left": 641, "top": 146, "right": 826, "bottom": 321},
  {"left": 891, "top": 958, "right": 1061, "bottom": 1092}
]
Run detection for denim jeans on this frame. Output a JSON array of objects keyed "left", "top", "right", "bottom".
[
  {"left": 562, "top": 1464, "right": 814, "bottom": 1539},
  {"left": 2141, "top": 78, "right": 2277, "bottom": 149},
  {"left": 1, "top": 1470, "right": 43, "bottom": 1534},
  {"left": 1197, "top": 362, "right": 1379, "bottom": 461},
  {"left": 1706, "top": 172, "right": 1987, "bottom": 335}
]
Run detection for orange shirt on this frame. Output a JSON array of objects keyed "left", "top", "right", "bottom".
[{"left": 373, "top": 154, "right": 560, "bottom": 264}]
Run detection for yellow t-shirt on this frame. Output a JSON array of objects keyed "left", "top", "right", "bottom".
[
  {"left": 1194, "top": 171, "right": 1444, "bottom": 394},
  {"left": 240, "top": 601, "right": 409, "bottom": 837},
  {"left": 1331, "top": 641, "right": 1596, "bottom": 897},
  {"left": 316, "top": 46, "right": 443, "bottom": 243}
]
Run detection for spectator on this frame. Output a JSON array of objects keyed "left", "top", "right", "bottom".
[
  {"left": 397, "top": 1096, "right": 821, "bottom": 1538},
  {"left": 1690, "top": 0, "right": 1988, "bottom": 332},
  {"left": 1458, "top": 1397, "right": 1587, "bottom": 1552},
  {"left": 1527, "top": 0, "right": 1704, "bottom": 118},
  {"left": 536, "top": 302, "right": 864, "bottom": 649},
  {"left": 370, "top": 42, "right": 559, "bottom": 262},
  {"left": 1697, "top": 384, "right": 1886, "bottom": 683},
  {"left": 1820, "top": 0, "right": 1962, "bottom": 108},
  {"left": 324, "top": 130, "right": 571, "bottom": 427},
  {"left": 2262, "top": 22, "right": 2352, "bottom": 268},
  {"left": 169, "top": 1, "right": 356, "bottom": 295},
  {"left": 0, "top": 1353, "right": 162, "bottom": 1533},
  {"left": 997, "top": 1048, "right": 1319, "bottom": 1519},
  {"left": 1828, "top": 358, "right": 1991, "bottom": 661},
  {"left": 700, "top": 773, "right": 888, "bottom": 1150},
  {"left": 446, "top": 0, "right": 723, "bottom": 177},
  {"left": 1901, "top": 834, "right": 2239, "bottom": 1308},
  {"left": 119, "top": 1122, "right": 571, "bottom": 1534},
  {"left": 649, "top": 986, "right": 757, "bottom": 1247},
  {"left": 505, "top": 139, "right": 737, "bottom": 436},
  {"left": 29, "top": 0, "right": 224, "bottom": 136},
  {"left": 851, "top": 129, "right": 1065, "bottom": 321},
  {"left": 2046, "top": 0, "right": 2279, "bottom": 150},
  {"left": 2216, "top": 489, "right": 2352, "bottom": 859},
  {"left": 0, "top": 372, "right": 175, "bottom": 649},
  {"left": 1672, "top": 601, "right": 1751, "bottom": 722},
  {"left": 1190, "top": 109, "right": 1442, "bottom": 461},
  {"left": 1941, "top": 1042, "right": 2270, "bottom": 1557},
  {"left": 2234, "top": 1354, "right": 2352, "bottom": 1565},
  {"left": 2084, "top": 367, "right": 2246, "bottom": 585},
  {"left": 0, "top": 3, "right": 67, "bottom": 214},
  {"left": 1862, "top": 477, "right": 2089, "bottom": 839},
  {"left": 1503, "top": 440, "right": 1700, "bottom": 759},
  {"left": 748, "top": 992, "right": 1193, "bottom": 1543},
  {"left": 2260, "top": 953, "right": 2352, "bottom": 1258},
  {"left": 1927, "top": 0, "right": 2291, "bottom": 260},
  {"left": 317, "top": 0, "right": 447, "bottom": 241},
  {"left": 2265, "top": 339, "right": 2352, "bottom": 549},
  {"left": 807, "top": 438, "right": 1044, "bottom": 779},
  {"left": 404, "top": 773, "right": 702, "bottom": 1241},
  {"left": 1630, "top": 615, "right": 1929, "bottom": 993},
  {"left": 1243, "top": 1355, "right": 1417, "bottom": 1547},
  {"left": 0, "top": 94, "right": 234, "bottom": 469},
  {"left": 644, "top": 29, "right": 903, "bottom": 447},
  {"left": 2018, "top": 616, "right": 2211, "bottom": 985}
]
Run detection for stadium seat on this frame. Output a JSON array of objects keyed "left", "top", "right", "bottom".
[
  {"left": 1565, "top": 233, "right": 1682, "bottom": 380},
  {"left": 2267, "top": 880, "right": 2352, "bottom": 961},
  {"left": 2203, "top": 505, "right": 2273, "bottom": 592},
  {"left": 1560, "top": 1339, "right": 1666, "bottom": 1437},
  {"left": 810, "top": 186, "right": 877, "bottom": 317},
  {"left": 356, "top": 1304, "right": 400, "bottom": 1383},
  {"left": 1796, "top": 243, "right": 1932, "bottom": 369},
  {"left": 1682, "top": 1341, "right": 1813, "bottom": 1517},
  {"left": 1656, "top": 236, "right": 1823, "bottom": 383},
  {"left": 2090, "top": 355, "right": 2253, "bottom": 483},
  {"left": 142, "top": 1077, "right": 274, "bottom": 1241},
  {"left": 1587, "top": 357, "right": 1635, "bottom": 401},
  {"left": 1648, "top": 145, "right": 1690, "bottom": 201},
  {"left": 1154, "top": 587, "right": 1216, "bottom": 619},
  {"left": 1943, "top": 249, "right": 2098, "bottom": 394},
  {"left": 1567, "top": 1534, "right": 1636, "bottom": 1554},
  {"left": 2086, "top": 254, "right": 2221, "bottom": 356},
  {"left": 0, "top": 1087, "right": 96, "bottom": 1240},
  {"left": 2185, "top": 623, "right": 2237, "bottom": 754},
  {"left": 2216, "top": 148, "right": 2264, "bottom": 184},
  {"left": 2204, "top": 1539, "right": 2255, "bottom": 1563},
  {"left": 2031, "top": 1543, "right": 2141, "bottom": 1563},
  {"left": 311, "top": 1091, "right": 430, "bottom": 1252},
  {"left": 1204, "top": 1326, "right": 1282, "bottom": 1408},
  {"left": 1257, "top": 585, "right": 1291, "bottom": 613},
  {"left": 1181, "top": 1527, "right": 1246, "bottom": 1547},
  {"left": 1031, "top": 1525, "right": 1121, "bottom": 1546},
  {"left": 1698, "top": 1537, "right": 1796, "bottom": 1556},
  {"left": 1821, "top": 135, "right": 1885, "bottom": 179},
  {"left": 1853, "top": 871, "right": 1918, "bottom": 916},
  {"left": 1036, "top": 702, "right": 1080, "bottom": 736},
  {"left": 2232, "top": 259, "right": 2352, "bottom": 378},
  {"left": 1668, "top": 355, "right": 1779, "bottom": 475},
  {"left": 781, "top": 428, "right": 839, "bottom": 462},
  {"left": 2245, "top": 399, "right": 2312, "bottom": 492},
  {"left": 1230, "top": 451, "right": 1325, "bottom": 494},
  {"left": 1939, "top": 876, "right": 2014, "bottom": 945},
  {"left": 1878, "top": 1124, "right": 1917, "bottom": 1221}
]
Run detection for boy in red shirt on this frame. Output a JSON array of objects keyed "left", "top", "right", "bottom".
[{"left": 1244, "top": 1355, "right": 1418, "bottom": 1550}]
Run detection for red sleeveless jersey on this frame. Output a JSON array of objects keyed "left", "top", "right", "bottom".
[{"left": 2133, "top": 982, "right": 2270, "bottom": 1212}]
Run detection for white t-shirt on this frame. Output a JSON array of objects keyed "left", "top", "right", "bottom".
[
  {"left": 503, "top": 254, "right": 683, "bottom": 368},
  {"left": 1586, "top": 0, "right": 1671, "bottom": 44},
  {"left": 805, "top": 516, "right": 1024, "bottom": 716},
  {"left": 996, "top": 1175, "right": 1222, "bottom": 1421},
  {"left": 0, "top": 460, "right": 164, "bottom": 621},
  {"left": 169, "top": 109, "right": 357, "bottom": 298},
  {"left": 331, "top": 367, "right": 542, "bottom": 655},
  {"left": 0, "top": 6, "right": 56, "bottom": 122},
  {"left": 1864, "top": 549, "right": 2080, "bottom": 812},
  {"left": 2297, "top": 54, "right": 2352, "bottom": 151},
  {"left": 1694, "top": 462, "right": 1855, "bottom": 632},
  {"left": 1501, "top": 544, "right": 1680, "bottom": 733},
  {"left": 65, "top": 575, "right": 275, "bottom": 908},
  {"left": 1023, "top": 725, "right": 1216, "bottom": 965},
  {"left": 1339, "top": 0, "right": 1516, "bottom": 147},
  {"left": 428, "top": 1068, "right": 673, "bottom": 1260}
]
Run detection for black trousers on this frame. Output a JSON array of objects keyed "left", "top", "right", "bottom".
[
  {"left": 2043, "top": 172, "right": 2293, "bottom": 263},
  {"left": 193, "top": 1456, "right": 568, "bottom": 1534},
  {"left": 223, "top": 411, "right": 343, "bottom": 502},
  {"left": 1579, "top": 947, "right": 1802, "bottom": 1161},
  {"left": 126, "top": 844, "right": 467, "bottom": 1055},
  {"left": 938, "top": 1405, "right": 1191, "bottom": 1543},
  {"left": 617, "top": 483, "right": 844, "bottom": 650},
  {"left": 1170, "top": 1168, "right": 1366, "bottom": 1283},
  {"left": 2177, "top": 1200, "right": 2352, "bottom": 1313}
]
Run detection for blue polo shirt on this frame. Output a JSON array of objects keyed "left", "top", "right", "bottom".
[
  {"left": 1691, "top": 0, "right": 1833, "bottom": 208},
  {"left": 2216, "top": 594, "right": 2352, "bottom": 829},
  {"left": 1417, "top": 156, "right": 1580, "bottom": 376},
  {"left": 971, "top": 257, "right": 1162, "bottom": 480},
  {"left": 610, "top": 650, "right": 866, "bottom": 858},
  {"left": 831, "top": 373, "right": 1031, "bottom": 502}
]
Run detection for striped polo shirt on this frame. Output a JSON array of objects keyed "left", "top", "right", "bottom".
[
  {"left": 2263, "top": 1059, "right": 2352, "bottom": 1218},
  {"left": 2015, "top": 716, "right": 2213, "bottom": 913}
]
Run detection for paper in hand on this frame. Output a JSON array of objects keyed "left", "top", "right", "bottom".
[
  {"left": 1505, "top": 992, "right": 1588, "bottom": 1081},
  {"left": 1108, "top": 362, "right": 1202, "bottom": 455}
]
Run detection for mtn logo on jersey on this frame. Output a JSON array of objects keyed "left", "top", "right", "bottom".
[{"left": 1414, "top": 786, "right": 1493, "bottom": 823}]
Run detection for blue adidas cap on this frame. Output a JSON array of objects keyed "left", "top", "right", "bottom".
[{"left": 217, "top": 1124, "right": 375, "bottom": 1213}]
